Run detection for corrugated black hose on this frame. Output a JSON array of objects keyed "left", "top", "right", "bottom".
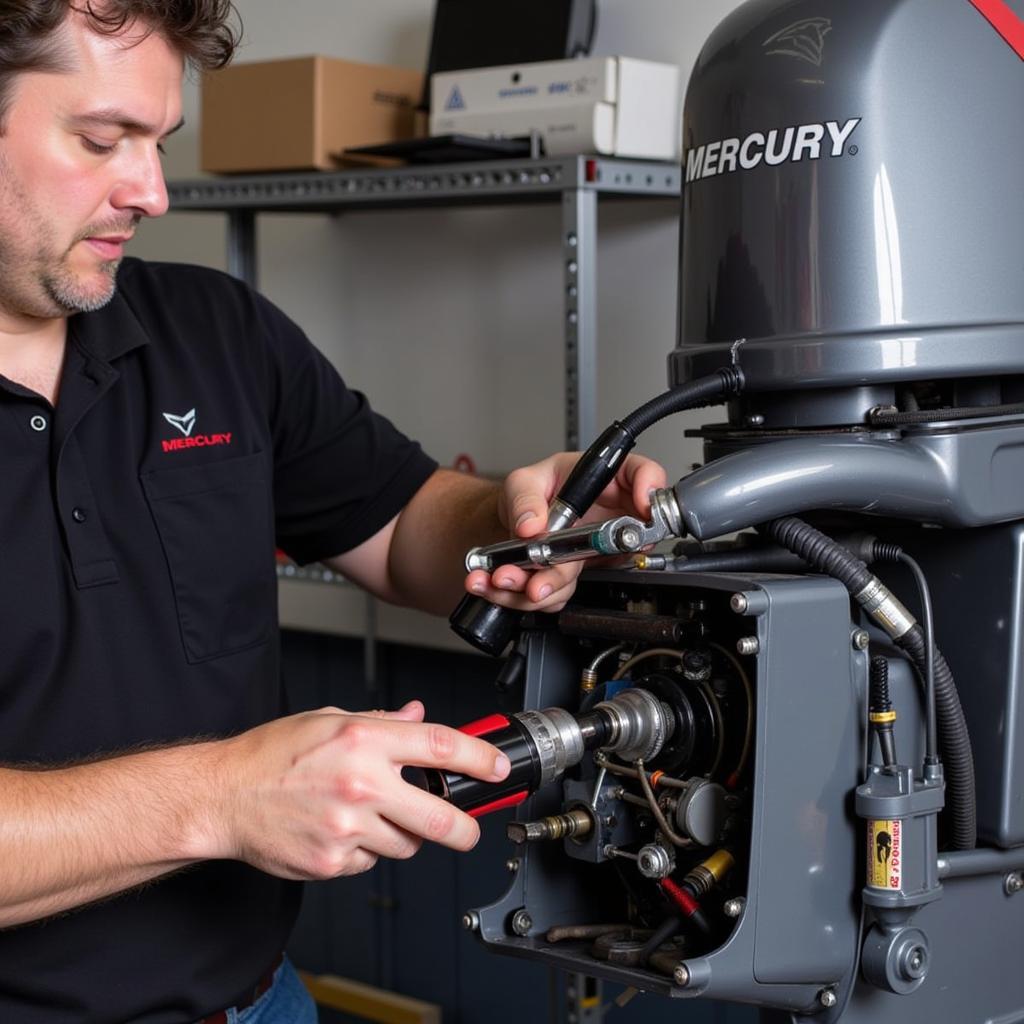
[{"left": 762, "top": 516, "right": 976, "bottom": 850}]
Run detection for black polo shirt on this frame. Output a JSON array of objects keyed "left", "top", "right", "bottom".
[{"left": 0, "top": 258, "right": 437, "bottom": 1023}]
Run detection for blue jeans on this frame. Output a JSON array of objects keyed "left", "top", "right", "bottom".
[{"left": 218, "top": 956, "right": 319, "bottom": 1024}]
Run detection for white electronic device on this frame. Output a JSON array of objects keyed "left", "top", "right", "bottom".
[{"left": 429, "top": 57, "right": 682, "bottom": 161}]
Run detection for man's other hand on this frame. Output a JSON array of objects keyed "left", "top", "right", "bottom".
[{"left": 203, "top": 701, "right": 510, "bottom": 879}]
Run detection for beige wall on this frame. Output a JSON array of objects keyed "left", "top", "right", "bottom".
[{"left": 134, "top": 0, "right": 748, "bottom": 483}]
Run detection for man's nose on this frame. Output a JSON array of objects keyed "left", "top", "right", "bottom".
[{"left": 109, "top": 145, "right": 170, "bottom": 219}]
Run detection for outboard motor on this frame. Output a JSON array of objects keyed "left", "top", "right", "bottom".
[{"left": 449, "top": 2, "right": 1024, "bottom": 1020}]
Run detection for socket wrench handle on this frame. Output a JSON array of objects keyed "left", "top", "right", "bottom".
[{"left": 449, "top": 424, "right": 638, "bottom": 656}]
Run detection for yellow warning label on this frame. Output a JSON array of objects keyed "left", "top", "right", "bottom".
[{"left": 867, "top": 819, "right": 902, "bottom": 889}]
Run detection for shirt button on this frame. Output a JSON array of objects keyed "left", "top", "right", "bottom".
[
  {"left": 71, "top": 507, "right": 88, "bottom": 523},
  {"left": 30, "top": 414, "right": 47, "bottom": 432}
]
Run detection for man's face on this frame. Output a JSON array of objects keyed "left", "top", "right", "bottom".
[{"left": 0, "top": 11, "right": 184, "bottom": 324}]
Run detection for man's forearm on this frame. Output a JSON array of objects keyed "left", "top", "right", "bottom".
[
  {"left": 386, "top": 469, "right": 507, "bottom": 614},
  {"left": 0, "top": 743, "right": 221, "bottom": 928}
]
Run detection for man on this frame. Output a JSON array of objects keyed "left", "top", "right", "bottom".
[{"left": 0, "top": 2, "right": 665, "bottom": 1021}]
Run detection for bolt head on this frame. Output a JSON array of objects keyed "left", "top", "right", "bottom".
[
  {"left": 736, "top": 636, "right": 760, "bottom": 656},
  {"left": 511, "top": 909, "right": 533, "bottom": 936},
  {"left": 673, "top": 964, "right": 690, "bottom": 987},
  {"left": 818, "top": 988, "right": 837, "bottom": 1009},
  {"left": 462, "top": 911, "right": 480, "bottom": 932},
  {"left": 618, "top": 527, "right": 642, "bottom": 551},
  {"left": 745, "top": 414, "right": 765, "bottom": 428},
  {"left": 730, "top": 593, "right": 749, "bottom": 614},
  {"left": 899, "top": 942, "right": 928, "bottom": 981},
  {"left": 1005, "top": 872, "right": 1024, "bottom": 895},
  {"left": 505, "top": 858, "right": 520, "bottom": 873},
  {"left": 723, "top": 897, "right": 746, "bottom": 918},
  {"left": 852, "top": 629, "right": 870, "bottom": 651}
]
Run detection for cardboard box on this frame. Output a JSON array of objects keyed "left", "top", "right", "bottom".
[{"left": 201, "top": 56, "right": 423, "bottom": 173}]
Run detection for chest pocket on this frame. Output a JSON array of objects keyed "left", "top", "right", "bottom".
[{"left": 140, "top": 451, "right": 276, "bottom": 663}]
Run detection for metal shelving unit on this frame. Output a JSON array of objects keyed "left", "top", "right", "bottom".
[{"left": 168, "top": 153, "right": 681, "bottom": 452}]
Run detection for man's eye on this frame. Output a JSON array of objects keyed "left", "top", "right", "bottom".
[{"left": 81, "top": 136, "right": 116, "bottom": 155}]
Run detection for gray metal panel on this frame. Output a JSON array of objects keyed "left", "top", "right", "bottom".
[
  {"left": 745, "top": 575, "right": 862, "bottom": 985},
  {"left": 473, "top": 572, "right": 863, "bottom": 1014},
  {"left": 881, "top": 522, "right": 1024, "bottom": 848},
  {"left": 836, "top": 873, "right": 1024, "bottom": 1024},
  {"left": 671, "top": 0, "right": 1024, "bottom": 392}
]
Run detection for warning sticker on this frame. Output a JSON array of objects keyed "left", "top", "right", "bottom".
[{"left": 868, "top": 818, "right": 902, "bottom": 890}]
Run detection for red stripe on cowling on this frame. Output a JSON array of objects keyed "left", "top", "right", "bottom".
[
  {"left": 969, "top": 0, "right": 1024, "bottom": 59},
  {"left": 467, "top": 790, "right": 528, "bottom": 818}
]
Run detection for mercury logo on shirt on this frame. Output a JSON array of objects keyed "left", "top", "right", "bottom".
[{"left": 161, "top": 408, "right": 233, "bottom": 453}]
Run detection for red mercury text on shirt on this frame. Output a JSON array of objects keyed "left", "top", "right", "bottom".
[{"left": 161, "top": 432, "right": 233, "bottom": 453}]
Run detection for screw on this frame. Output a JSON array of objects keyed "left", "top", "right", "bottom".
[
  {"left": 908, "top": 949, "right": 924, "bottom": 973},
  {"left": 736, "top": 636, "right": 760, "bottom": 656},
  {"left": 505, "top": 858, "right": 520, "bottom": 873},
  {"left": 567, "top": 232, "right": 578, "bottom": 248},
  {"left": 852, "top": 629, "right": 870, "bottom": 651},
  {"left": 1005, "top": 872, "right": 1024, "bottom": 896},
  {"left": 511, "top": 909, "right": 533, "bottom": 936},
  {"left": 462, "top": 911, "right": 480, "bottom": 932},
  {"left": 723, "top": 897, "right": 746, "bottom": 918},
  {"left": 730, "top": 593, "right": 749, "bottom": 614},
  {"left": 818, "top": 988, "right": 837, "bottom": 1009},
  {"left": 673, "top": 964, "right": 690, "bottom": 987},
  {"left": 745, "top": 414, "right": 765, "bottom": 428}
]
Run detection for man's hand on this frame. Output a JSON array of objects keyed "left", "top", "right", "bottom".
[
  {"left": 204, "top": 701, "right": 510, "bottom": 879},
  {"left": 465, "top": 452, "right": 667, "bottom": 612}
]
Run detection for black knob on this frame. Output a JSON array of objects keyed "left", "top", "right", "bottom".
[{"left": 449, "top": 595, "right": 523, "bottom": 657}]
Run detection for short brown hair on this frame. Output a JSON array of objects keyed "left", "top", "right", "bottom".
[{"left": 0, "top": 1, "right": 241, "bottom": 123}]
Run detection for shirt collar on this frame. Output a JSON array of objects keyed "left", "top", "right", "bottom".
[{"left": 68, "top": 269, "right": 151, "bottom": 365}]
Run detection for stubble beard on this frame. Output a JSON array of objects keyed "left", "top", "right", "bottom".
[
  {"left": 0, "top": 153, "right": 129, "bottom": 319},
  {"left": 42, "top": 245, "right": 122, "bottom": 314}
]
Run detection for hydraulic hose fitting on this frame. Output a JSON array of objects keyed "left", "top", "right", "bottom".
[
  {"left": 683, "top": 849, "right": 736, "bottom": 898},
  {"left": 506, "top": 807, "right": 595, "bottom": 845},
  {"left": 856, "top": 578, "right": 916, "bottom": 640}
]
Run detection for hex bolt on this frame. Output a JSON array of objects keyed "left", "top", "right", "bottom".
[
  {"left": 462, "top": 911, "right": 480, "bottom": 932},
  {"left": 818, "top": 988, "right": 837, "bottom": 1009},
  {"left": 505, "top": 858, "right": 520, "bottom": 874},
  {"left": 730, "top": 593, "right": 749, "bottom": 614},
  {"left": 511, "top": 909, "right": 533, "bottom": 936},
  {"left": 617, "top": 526, "right": 643, "bottom": 551},
  {"left": 736, "top": 636, "right": 760, "bottom": 656},
  {"left": 723, "top": 897, "right": 746, "bottom": 918},
  {"left": 673, "top": 964, "right": 690, "bottom": 987},
  {"left": 1004, "top": 872, "right": 1024, "bottom": 896},
  {"left": 852, "top": 629, "right": 871, "bottom": 651}
]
